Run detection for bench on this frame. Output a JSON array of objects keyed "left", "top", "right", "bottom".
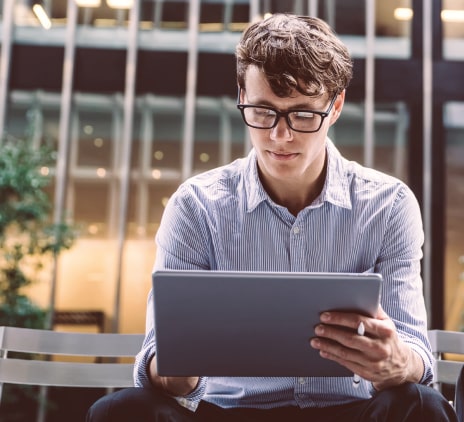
[
  {"left": 428, "top": 329, "right": 464, "bottom": 421},
  {"left": 0, "top": 326, "right": 144, "bottom": 397},
  {"left": 0, "top": 326, "right": 462, "bottom": 420}
]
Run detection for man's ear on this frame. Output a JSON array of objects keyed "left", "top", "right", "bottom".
[
  {"left": 237, "top": 84, "right": 245, "bottom": 103},
  {"left": 329, "top": 89, "right": 346, "bottom": 126}
]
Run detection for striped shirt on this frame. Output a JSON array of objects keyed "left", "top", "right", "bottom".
[{"left": 134, "top": 139, "right": 433, "bottom": 411}]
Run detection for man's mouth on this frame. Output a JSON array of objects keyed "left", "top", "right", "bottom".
[{"left": 268, "top": 151, "right": 298, "bottom": 160}]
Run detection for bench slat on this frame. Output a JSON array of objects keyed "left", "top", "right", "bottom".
[{"left": 0, "top": 358, "right": 136, "bottom": 388}]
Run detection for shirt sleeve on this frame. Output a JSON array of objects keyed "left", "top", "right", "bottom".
[
  {"left": 133, "top": 185, "right": 211, "bottom": 410},
  {"left": 375, "top": 184, "right": 434, "bottom": 385}
]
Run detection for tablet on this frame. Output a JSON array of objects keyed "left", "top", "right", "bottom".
[{"left": 153, "top": 270, "right": 381, "bottom": 377}]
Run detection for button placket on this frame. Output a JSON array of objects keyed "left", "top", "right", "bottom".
[{"left": 289, "top": 221, "right": 306, "bottom": 271}]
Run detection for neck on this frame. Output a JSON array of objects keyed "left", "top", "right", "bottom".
[{"left": 259, "top": 163, "right": 327, "bottom": 217}]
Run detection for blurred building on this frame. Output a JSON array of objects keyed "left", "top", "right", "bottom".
[{"left": 0, "top": 0, "right": 463, "bottom": 333}]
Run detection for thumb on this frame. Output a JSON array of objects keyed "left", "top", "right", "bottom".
[{"left": 375, "top": 304, "right": 389, "bottom": 320}]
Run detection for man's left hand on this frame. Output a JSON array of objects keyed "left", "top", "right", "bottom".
[{"left": 309, "top": 306, "right": 424, "bottom": 389}]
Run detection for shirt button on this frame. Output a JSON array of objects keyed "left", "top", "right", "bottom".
[
  {"left": 299, "top": 377, "right": 306, "bottom": 384},
  {"left": 293, "top": 226, "right": 300, "bottom": 234}
]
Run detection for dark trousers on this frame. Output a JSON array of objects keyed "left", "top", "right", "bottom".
[{"left": 87, "top": 383, "right": 458, "bottom": 422}]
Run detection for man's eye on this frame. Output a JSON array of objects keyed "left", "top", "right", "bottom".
[
  {"left": 254, "top": 108, "right": 275, "bottom": 116},
  {"left": 292, "top": 111, "right": 315, "bottom": 119}
]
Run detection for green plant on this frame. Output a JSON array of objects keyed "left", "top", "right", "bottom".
[
  {"left": 0, "top": 134, "right": 76, "bottom": 420},
  {"left": 0, "top": 134, "right": 75, "bottom": 328}
]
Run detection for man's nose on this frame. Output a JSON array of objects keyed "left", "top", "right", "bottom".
[{"left": 270, "top": 116, "right": 293, "bottom": 142}]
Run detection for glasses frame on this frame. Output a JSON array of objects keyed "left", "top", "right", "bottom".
[{"left": 236, "top": 87, "right": 339, "bottom": 134}]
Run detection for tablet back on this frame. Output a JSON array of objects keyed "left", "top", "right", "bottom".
[{"left": 153, "top": 270, "right": 381, "bottom": 377}]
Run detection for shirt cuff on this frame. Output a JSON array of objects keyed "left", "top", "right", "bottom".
[
  {"left": 174, "top": 377, "right": 207, "bottom": 412},
  {"left": 409, "top": 344, "right": 433, "bottom": 385}
]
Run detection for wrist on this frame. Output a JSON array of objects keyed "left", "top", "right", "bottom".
[
  {"left": 148, "top": 356, "right": 199, "bottom": 396},
  {"left": 161, "top": 376, "right": 199, "bottom": 397},
  {"left": 405, "top": 348, "right": 424, "bottom": 384}
]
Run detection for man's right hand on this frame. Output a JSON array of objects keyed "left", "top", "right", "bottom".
[{"left": 149, "top": 356, "right": 199, "bottom": 396}]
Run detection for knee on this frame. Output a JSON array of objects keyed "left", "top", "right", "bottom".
[
  {"left": 86, "top": 387, "right": 158, "bottom": 422},
  {"left": 412, "top": 384, "right": 456, "bottom": 416},
  {"left": 382, "top": 383, "right": 457, "bottom": 421},
  {"left": 87, "top": 393, "right": 111, "bottom": 421}
]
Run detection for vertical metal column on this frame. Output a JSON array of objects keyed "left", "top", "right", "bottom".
[
  {"left": 393, "top": 102, "right": 407, "bottom": 178},
  {"left": 249, "top": 0, "right": 260, "bottom": 22},
  {"left": 48, "top": 0, "right": 78, "bottom": 330},
  {"left": 37, "top": 3, "right": 79, "bottom": 420},
  {"left": 66, "top": 110, "right": 79, "bottom": 222},
  {"left": 181, "top": 0, "right": 200, "bottom": 181},
  {"left": 223, "top": 0, "right": 233, "bottom": 30},
  {"left": 294, "top": 0, "right": 304, "bottom": 15},
  {"left": 137, "top": 97, "right": 153, "bottom": 234},
  {"left": 112, "top": 0, "right": 140, "bottom": 333},
  {"left": 108, "top": 95, "right": 123, "bottom": 237},
  {"left": 219, "top": 97, "right": 232, "bottom": 166},
  {"left": 324, "top": 0, "right": 336, "bottom": 28},
  {"left": 0, "top": 0, "right": 15, "bottom": 141},
  {"left": 154, "top": 0, "right": 163, "bottom": 28},
  {"left": 422, "top": 0, "right": 433, "bottom": 323},
  {"left": 363, "top": 0, "right": 375, "bottom": 168},
  {"left": 30, "top": 92, "right": 44, "bottom": 148},
  {"left": 243, "top": 0, "right": 260, "bottom": 154},
  {"left": 308, "top": 0, "right": 318, "bottom": 17},
  {"left": 262, "top": 0, "right": 270, "bottom": 16}
]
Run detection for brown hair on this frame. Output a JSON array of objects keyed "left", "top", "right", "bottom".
[{"left": 236, "top": 14, "right": 353, "bottom": 98}]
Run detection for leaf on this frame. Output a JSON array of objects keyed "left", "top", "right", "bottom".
[{"left": 0, "top": 134, "right": 75, "bottom": 329}]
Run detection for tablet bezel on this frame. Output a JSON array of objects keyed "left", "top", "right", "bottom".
[{"left": 153, "top": 270, "right": 382, "bottom": 377}]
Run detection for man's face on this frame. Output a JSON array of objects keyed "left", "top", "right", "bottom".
[{"left": 240, "top": 66, "right": 344, "bottom": 186}]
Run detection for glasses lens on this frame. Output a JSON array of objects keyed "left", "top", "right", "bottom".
[
  {"left": 288, "top": 111, "right": 322, "bottom": 132},
  {"left": 241, "top": 106, "right": 324, "bottom": 132},
  {"left": 242, "top": 107, "right": 277, "bottom": 129}
]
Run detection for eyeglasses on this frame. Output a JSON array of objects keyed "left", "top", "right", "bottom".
[{"left": 236, "top": 87, "right": 338, "bottom": 134}]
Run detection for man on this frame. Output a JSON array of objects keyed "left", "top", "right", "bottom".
[{"left": 87, "top": 14, "right": 457, "bottom": 421}]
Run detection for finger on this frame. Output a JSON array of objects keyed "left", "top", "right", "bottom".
[
  {"left": 320, "top": 312, "right": 371, "bottom": 336},
  {"left": 311, "top": 335, "right": 367, "bottom": 370},
  {"left": 313, "top": 320, "right": 394, "bottom": 366},
  {"left": 311, "top": 336, "right": 388, "bottom": 383},
  {"left": 323, "top": 308, "right": 399, "bottom": 341},
  {"left": 313, "top": 323, "right": 370, "bottom": 353}
]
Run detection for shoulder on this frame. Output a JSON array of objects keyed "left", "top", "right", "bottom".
[
  {"left": 342, "top": 160, "right": 422, "bottom": 229},
  {"left": 345, "top": 158, "right": 414, "bottom": 200},
  {"left": 325, "top": 140, "right": 416, "bottom": 211},
  {"left": 172, "top": 156, "right": 249, "bottom": 207}
]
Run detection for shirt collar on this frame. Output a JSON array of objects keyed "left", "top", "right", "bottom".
[
  {"left": 320, "top": 139, "right": 352, "bottom": 210},
  {"left": 243, "top": 138, "right": 352, "bottom": 212},
  {"left": 244, "top": 149, "right": 268, "bottom": 212}
]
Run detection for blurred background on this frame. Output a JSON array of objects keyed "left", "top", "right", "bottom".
[{"left": 0, "top": 0, "right": 463, "bottom": 337}]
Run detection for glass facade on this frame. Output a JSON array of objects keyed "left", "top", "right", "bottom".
[
  {"left": 0, "top": 0, "right": 463, "bottom": 333},
  {"left": 443, "top": 0, "right": 464, "bottom": 60},
  {"left": 444, "top": 102, "right": 464, "bottom": 331}
]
